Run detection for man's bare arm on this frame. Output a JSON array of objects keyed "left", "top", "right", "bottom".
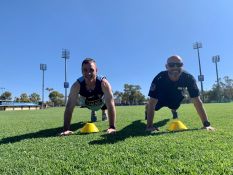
[
  {"left": 192, "top": 96, "right": 215, "bottom": 131},
  {"left": 63, "top": 81, "right": 80, "bottom": 131},
  {"left": 101, "top": 79, "right": 116, "bottom": 132},
  {"left": 146, "top": 97, "right": 159, "bottom": 131}
]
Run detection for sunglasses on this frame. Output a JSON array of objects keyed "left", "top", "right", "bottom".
[{"left": 167, "top": 62, "right": 183, "bottom": 68}]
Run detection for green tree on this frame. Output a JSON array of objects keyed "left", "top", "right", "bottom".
[
  {"left": 45, "top": 88, "right": 54, "bottom": 107},
  {"left": 45, "top": 88, "right": 54, "bottom": 92},
  {"left": 29, "top": 93, "right": 41, "bottom": 103},
  {"left": 122, "top": 84, "right": 145, "bottom": 105},
  {"left": 219, "top": 76, "right": 233, "bottom": 102},
  {"left": 49, "top": 91, "right": 64, "bottom": 106},
  {"left": 20, "top": 93, "right": 30, "bottom": 102},
  {"left": 0, "top": 91, "right": 12, "bottom": 100},
  {"left": 113, "top": 91, "right": 123, "bottom": 105},
  {"left": 15, "top": 97, "right": 20, "bottom": 102},
  {"left": 205, "top": 76, "right": 233, "bottom": 103},
  {"left": 204, "top": 88, "right": 218, "bottom": 103}
]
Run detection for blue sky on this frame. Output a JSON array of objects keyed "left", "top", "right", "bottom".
[{"left": 1, "top": 0, "right": 233, "bottom": 101}]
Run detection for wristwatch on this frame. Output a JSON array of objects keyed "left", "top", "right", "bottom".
[{"left": 203, "top": 120, "right": 211, "bottom": 127}]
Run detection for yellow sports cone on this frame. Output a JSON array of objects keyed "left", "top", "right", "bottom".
[
  {"left": 168, "top": 119, "right": 188, "bottom": 131},
  {"left": 80, "top": 123, "right": 99, "bottom": 133}
]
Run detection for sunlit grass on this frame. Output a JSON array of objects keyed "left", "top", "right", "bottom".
[{"left": 0, "top": 103, "right": 233, "bottom": 174}]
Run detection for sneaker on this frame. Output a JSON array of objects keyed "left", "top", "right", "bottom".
[
  {"left": 102, "top": 112, "right": 108, "bottom": 121},
  {"left": 91, "top": 111, "right": 97, "bottom": 122}
]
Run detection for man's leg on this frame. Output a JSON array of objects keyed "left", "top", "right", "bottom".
[
  {"left": 91, "top": 110, "right": 97, "bottom": 122},
  {"left": 171, "top": 109, "right": 178, "bottom": 119},
  {"left": 102, "top": 110, "right": 108, "bottom": 121},
  {"left": 101, "top": 105, "right": 108, "bottom": 121},
  {"left": 168, "top": 100, "right": 182, "bottom": 119}
]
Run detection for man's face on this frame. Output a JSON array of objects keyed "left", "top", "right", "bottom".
[
  {"left": 166, "top": 57, "right": 183, "bottom": 81},
  {"left": 82, "top": 62, "right": 97, "bottom": 81}
]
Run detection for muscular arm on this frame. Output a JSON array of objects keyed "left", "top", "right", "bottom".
[
  {"left": 192, "top": 96, "right": 214, "bottom": 129},
  {"left": 192, "top": 96, "right": 208, "bottom": 123},
  {"left": 63, "top": 81, "right": 80, "bottom": 131},
  {"left": 146, "top": 97, "right": 158, "bottom": 129},
  {"left": 101, "top": 79, "right": 116, "bottom": 129},
  {"left": 192, "top": 96, "right": 215, "bottom": 130}
]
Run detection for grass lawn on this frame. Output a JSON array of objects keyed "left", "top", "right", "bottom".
[{"left": 0, "top": 103, "right": 233, "bottom": 174}]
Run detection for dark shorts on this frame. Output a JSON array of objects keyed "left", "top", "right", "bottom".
[
  {"left": 101, "top": 104, "right": 107, "bottom": 110},
  {"left": 80, "top": 104, "right": 107, "bottom": 111},
  {"left": 155, "top": 101, "right": 180, "bottom": 111},
  {"left": 150, "top": 90, "right": 184, "bottom": 111},
  {"left": 154, "top": 98, "right": 183, "bottom": 111}
]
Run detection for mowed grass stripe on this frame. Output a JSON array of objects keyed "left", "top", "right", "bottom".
[{"left": 0, "top": 103, "right": 232, "bottom": 174}]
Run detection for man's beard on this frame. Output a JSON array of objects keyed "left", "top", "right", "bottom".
[
  {"left": 168, "top": 69, "right": 182, "bottom": 79},
  {"left": 85, "top": 75, "right": 94, "bottom": 81}
]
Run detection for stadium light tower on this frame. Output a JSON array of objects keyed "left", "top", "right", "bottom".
[
  {"left": 212, "top": 55, "right": 220, "bottom": 102},
  {"left": 62, "top": 49, "right": 70, "bottom": 105},
  {"left": 40, "top": 64, "right": 47, "bottom": 109},
  {"left": 193, "top": 42, "right": 204, "bottom": 102}
]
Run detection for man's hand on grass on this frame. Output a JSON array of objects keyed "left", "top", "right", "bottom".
[
  {"left": 202, "top": 126, "right": 215, "bottom": 131},
  {"left": 146, "top": 126, "right": 159, "bottom": 132},
  {"left": 60, "top": 130, "right": 74, "bottom": 136},
  {"left": 107, "top": 128, "right": 116, "bottom": 134}
]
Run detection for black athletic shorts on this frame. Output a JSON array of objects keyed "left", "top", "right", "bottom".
[
  {"left": 155, "top": 98, "right": 183, "bottom": 111},
  {"left": 101, "top": 104, "right": 107, "bottom": 110}
]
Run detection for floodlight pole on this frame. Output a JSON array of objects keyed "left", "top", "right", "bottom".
[
  {"left": 193, "top": 42, "right": 204, "bottom": 102},
  {"left": 212, "top": 55, "right": 220, "bottom": 102},
  {"left": 40, "top": 64, "right": 47, "bottom": 109},
  {"left": 62, "top": 49, "right": 70, "bottom": 105}
]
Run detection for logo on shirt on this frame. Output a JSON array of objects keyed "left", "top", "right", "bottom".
[{"left": 177, "top": 87, "right": 183, "bottom": 90}]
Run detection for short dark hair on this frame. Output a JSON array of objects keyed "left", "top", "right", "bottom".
[{"left": 81, "top": 58, "right": 96, "bottom": 67}]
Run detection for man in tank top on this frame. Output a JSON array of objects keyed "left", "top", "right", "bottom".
[{"left": 60, "top": 58, "right": 116, "bottom": 135}]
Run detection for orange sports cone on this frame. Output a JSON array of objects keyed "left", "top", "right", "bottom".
[
  {"left": 168, "top": 119, "right": 188, "bottom": 131},
  {"left": 80, "top": 123, "right": 99, "bottom": 133}
]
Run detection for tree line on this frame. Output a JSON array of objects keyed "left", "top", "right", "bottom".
[
  {"left": 1, "top": 76, "right": 233, "bottom": 106},
  {"left": 113, "top": 76, "right": 233, "bottom": 105},
  {"left": 0, "top": 90, "right": 65, "bottom": 107},
  {"left": 113, "top": 84, "right": 146, "bottom": 105},
  {"left": 204, "top": 76, "right": 233, "bottom": 103}
]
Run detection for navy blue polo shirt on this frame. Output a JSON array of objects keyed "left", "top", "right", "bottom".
[{"left": 148, "top": 71, "right": 200, "bottom": 104}]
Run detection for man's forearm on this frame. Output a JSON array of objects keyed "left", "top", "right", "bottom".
[
  {"left": 147, "top": 105, "right": 155, "bottom": 127},
  {"left": 146, "top": 98, "right": 157, "bottom": 128},
  {"left": 63, "top": 110, "right": 72, "bottom": 131},
  {"left": 107, "top": 103, "right": 116, "bottom": 128},
  {"left": 193, "top": 98, "right": 208, "bottom": 123}
]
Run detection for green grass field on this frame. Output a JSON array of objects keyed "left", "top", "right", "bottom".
[{"left": 0, "top": 103, "right": 233, "bottom": 174}]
